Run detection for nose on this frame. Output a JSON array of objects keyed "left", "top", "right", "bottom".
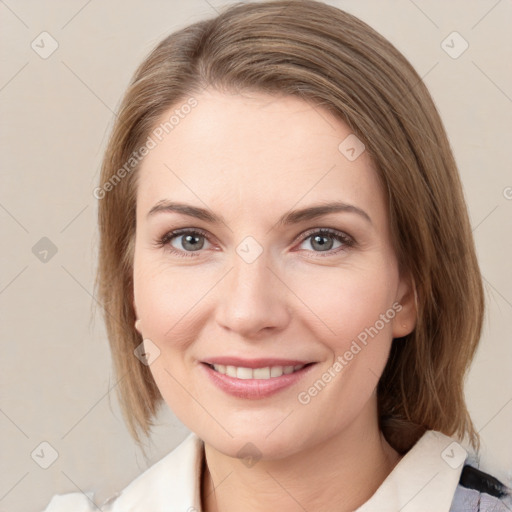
[{"left": 214, "top": 249, "right": 291, "bottom": 339}]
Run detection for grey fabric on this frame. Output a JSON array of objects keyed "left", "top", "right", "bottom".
[{"left": 449, "top": 484, "right": 512, "bottom": 511}]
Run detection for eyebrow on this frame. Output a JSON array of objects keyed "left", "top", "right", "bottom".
[{"left": 147, "top": 200, "right": 372, "bottom": 227}]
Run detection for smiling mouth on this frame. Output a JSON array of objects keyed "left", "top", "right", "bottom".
[{"left": 203, "top": 362, "right": 315, "bottom": 380}]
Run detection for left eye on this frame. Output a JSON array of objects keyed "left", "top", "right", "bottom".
[{"left": 297, "top": 229, "right": 353, "bottom": 253}]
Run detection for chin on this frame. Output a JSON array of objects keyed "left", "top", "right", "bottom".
[{"left": 194, "top": 414, "right": 318, "bottom": 462}]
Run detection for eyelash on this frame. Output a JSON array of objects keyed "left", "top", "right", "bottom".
[{"left": 154, "top": 227, "right": 355, "bottom": 259}]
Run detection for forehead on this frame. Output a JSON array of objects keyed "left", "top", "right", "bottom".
[{"left": 136, "top": 89, "right": 384, "bottom": 225}]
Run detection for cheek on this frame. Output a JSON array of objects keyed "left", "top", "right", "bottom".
[
  {"left": 289, "top": 262, "right": 399, "bottom": 347},
  {"left": 134, "top": 252, "right": 400, "bottom": 355},
  {"left": 133, "top": 259, "right": 219, "bottom": 403},
  {"left": 134, "top": 259, "right": 208, "bottom": 337},
  {"left": 133, "top": 262, "right": 210, "bottom": 419},
  {"left": 290, "top": 266, "right": 399, "bottom": 432}
]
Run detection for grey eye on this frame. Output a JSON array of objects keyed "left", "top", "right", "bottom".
[
  {"left": 300, "top": 233, "right": 343, "bottom": 252},
  {"left": 171, "top": 233, "right": 208, "bottom": 252}
]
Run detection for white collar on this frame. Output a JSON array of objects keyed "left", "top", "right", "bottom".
[
  {"left": 111, "top": 430, "right": 464, "bottom": 511},
  {"left": 111, "top": 432, "right": 203, "bottom": 512},
  {"left": 356, "top": 430, "right": 465, "bottom": 511}
]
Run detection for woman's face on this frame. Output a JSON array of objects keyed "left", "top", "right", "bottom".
[{"left": 133, "top": 89, "right": 415, "bottom": 459}]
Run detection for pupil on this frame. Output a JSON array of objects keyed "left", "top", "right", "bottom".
[
  {"left": 184, "top": 234, "right": 203, "bottom": 251},
  {"left": 313, "top": 235, "right": 332, "bottom": 251}
]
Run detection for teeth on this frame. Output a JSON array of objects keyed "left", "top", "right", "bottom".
[
  {"left": 211, "top": 363, "right": 306, "bottom": 379},
  {"left": 236, "top": 367, "right": 253, "bottom": 379},
  {"left": 270, "top": 366, "right": 283, "bottom": 377},
  {"left": 253, "top": 367, "right": 270, "bottom": 379}
]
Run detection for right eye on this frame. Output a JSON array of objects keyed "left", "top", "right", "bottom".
[{"left": 155, "top": 228, "right": 213, "bottom": 257}]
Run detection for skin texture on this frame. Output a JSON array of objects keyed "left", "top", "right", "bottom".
[{"left": 133, "top": 89, "right": 417, "bottom": 511}]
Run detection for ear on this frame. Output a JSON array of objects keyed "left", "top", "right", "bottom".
[
  {"left": 133, "top": 300, "right": 142, "bottom": 333},
  {"left": 392, "top": 270, "right": 417, "bottom": 338}
]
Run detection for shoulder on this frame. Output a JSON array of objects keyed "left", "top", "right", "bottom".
[
  {"left": 41, "top": 432, "right": 202, "bottom": 511},
  {"left": 450, "top": 464, "right": 512, "bottom": 512},
  {"left": 41, "top": 491, "right": 115, "bottom": 512}
]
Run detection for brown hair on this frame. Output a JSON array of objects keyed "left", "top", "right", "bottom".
[{"left": 95, "top": 0, "right": 484, "bottom": 453}]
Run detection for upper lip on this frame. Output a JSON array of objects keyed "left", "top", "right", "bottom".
[{"left": 202, "top": 357, "right": 314, "bottom": 368}]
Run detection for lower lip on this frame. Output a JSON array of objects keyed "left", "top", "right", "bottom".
[{"left": 200, "top": 363, "right": 317, "bottom": 399}]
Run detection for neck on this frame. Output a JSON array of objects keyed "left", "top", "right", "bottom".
[{"left": 201, "top": 403, "right": 401, "bottom": 512}]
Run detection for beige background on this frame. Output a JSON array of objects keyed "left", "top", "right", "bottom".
[{"left": 0, "top": 0, "right": 511, "bottom": 510}]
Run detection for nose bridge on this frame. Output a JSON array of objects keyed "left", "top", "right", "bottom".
[{"left": 215, "top": 243, "right": 289, "bottom": 336}]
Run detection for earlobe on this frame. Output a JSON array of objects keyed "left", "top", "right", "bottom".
[
  {"left": 133, "top": 300, "right": 142, "bottom": 333},
  {"left": 392, "top": 273, "right": 418, "bottom": 338}
]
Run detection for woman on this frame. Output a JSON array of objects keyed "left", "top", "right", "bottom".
[{"left": 43, "top": 1, "right": 511, "bottom": 510}]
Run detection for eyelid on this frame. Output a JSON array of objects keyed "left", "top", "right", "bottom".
[{"left": 293, "top": 226, "right": 354, "bottom": 244}]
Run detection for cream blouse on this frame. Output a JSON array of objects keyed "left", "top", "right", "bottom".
[{"left": 42, "top": 430, "right": 509, "bottom": 511}]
